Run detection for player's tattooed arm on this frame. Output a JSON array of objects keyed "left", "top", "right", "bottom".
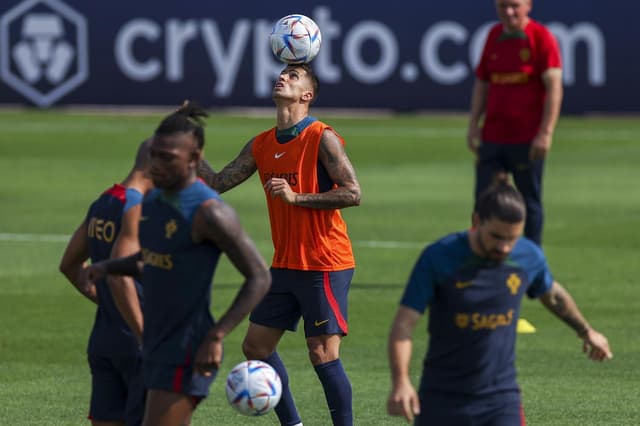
[
  {"left": 275, "top": 129, "right": 361, "bottom": 209},
  {"left": 197, "top": 139, "right": 258, "bottom": 194},
  {"left": 196, "top": 159, "right": 218, "bottom": 187},
  {"left": 540, "top": 281, "right": 613, "bottom": 361},
  {"left": 539, "top": 281, "right": 591, "bottom": 337}
]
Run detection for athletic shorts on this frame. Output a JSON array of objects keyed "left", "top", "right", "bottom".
[
  {"left": 143, "top": 359, "right": 217, "bottom": 398},
  {"left": 88, "top": 354, "right": 145, "bottom": 425},
  {"left": 416, "top": 390, "right": 525, "bottom": 426},
  {"left": 250, "top": 268, "right": 354, "bottom": 337}
]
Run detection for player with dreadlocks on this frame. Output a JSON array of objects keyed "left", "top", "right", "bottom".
[{"left": 86, "top": 101, "right": 271, "bottom": 426}]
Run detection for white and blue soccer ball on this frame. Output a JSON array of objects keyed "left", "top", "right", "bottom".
[
  {"left": 270, "top": 14, "right": 322, "bottom": 64},
  {"left": 225, "top": 360, "right": 282, "bottom": 416}
]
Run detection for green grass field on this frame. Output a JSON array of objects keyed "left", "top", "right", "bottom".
[{"left": 0, "top": 110, "right": 638, "bottom": 425}]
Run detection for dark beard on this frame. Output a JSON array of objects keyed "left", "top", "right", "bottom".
[{"left": 475, "top": 231, "right": 506, "bottom": 263}]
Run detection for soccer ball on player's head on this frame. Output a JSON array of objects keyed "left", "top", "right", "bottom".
[
  {"left": 270, "top": 14, "right": 322, "bottom": 64},
  {"left": 225, "top": 360, "right": 282, "bottom": 416}
]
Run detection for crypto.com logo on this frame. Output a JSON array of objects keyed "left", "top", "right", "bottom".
[{"left": 0, "top": 0, "right": 88, "bottom": 107}]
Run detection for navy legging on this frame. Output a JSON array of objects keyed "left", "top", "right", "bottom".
[{"left": 475, "top": 142, "right": 544, "bottom": 246}]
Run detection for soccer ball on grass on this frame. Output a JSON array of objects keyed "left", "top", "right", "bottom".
[
  {"left": 225, "top": 360, "right": 282, "bottom": 416},
  {"left": 270, "top": 14, "right": 322, "bottom": 64}
]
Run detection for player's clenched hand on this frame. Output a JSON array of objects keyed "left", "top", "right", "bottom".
[
  {"left": 264, "top": 177, "right": 297, "bottom": 204},
  {"left": 80, "top": 263, "right": 104, "bottom": 292},
  {"left": 195, "top": 337, "right": 223, "bottom": 377},
  {"left": 75, "top": 264, "right": 98, "bottom": 300},
  {"left": 387, "top": 381, "right": 420, "bottom": 423},
  {"left": 467, "top": 125, "right": 482, "bottom": 157},
  {"left": 582, "top": 328, "right": 613, "bottom": 361},
  {"left": 85, "top": 262, "right": 107, "bottom": 283},
  {"left": 530, "top": 132, "right": 552, "bottom": 160}
]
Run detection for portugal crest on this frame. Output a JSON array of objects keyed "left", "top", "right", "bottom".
[
  {"left": 165, "top": 219, "right": 177, "bottom": 239},
  {"left": 506, "top": 273, "right": 522, "bottom": 295}
]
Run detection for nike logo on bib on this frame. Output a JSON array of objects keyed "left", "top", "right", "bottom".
[{"left": 274, "top": 152, "right": 286, "bottom": 159}]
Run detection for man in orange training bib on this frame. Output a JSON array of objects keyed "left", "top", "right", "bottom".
[{"left": 199, "top": 63, "right": 361, "bottom": 426}]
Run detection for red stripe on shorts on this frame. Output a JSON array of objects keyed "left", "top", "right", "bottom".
[
  {"left": 323, "top": 272, "right": 348, "bottom": 334},
  {"left": 520, "top": 403, "right": 527, "bottom": 426},
  {"left": 172, "top": 350, "right": 192, "bottom": 393},
  {"left": 172, "top": 366, "right": 184, "bottom": 393}
]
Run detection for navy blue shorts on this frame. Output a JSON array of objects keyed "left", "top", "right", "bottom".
[
  {"left": 143, "top": 359, "right": 217, "bottom": 398},
  {"left": 250, "top": 268, "right": 354, "bottom": 337},
  {"left": 88, "top": 354, "right": 145, "bottom": 425},
  {"left": 416, "top": 391, "right": 525, "bottom": 426}
]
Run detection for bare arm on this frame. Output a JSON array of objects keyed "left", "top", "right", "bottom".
[
  {"left": 192, "top": 199, "right": 271, "bottom": 374},
  {"left": 264, "top": 129, "right": 361, "bottom": 209},
  {"left": 59, "top": 220, "right": 97, "bottom": 303},
  {"left": 108, "top": 204, "right": 144, "bottom": 342},
  {"left": 539, "top": 281, "right": 612, "bottom": 361},
  {"left": 87, "top": 252, "right": 144, "bottom": 283},
  {"left": 387, "top": 305, "right": 421, "bottom": 423},
  {"left": 197, "top": 139, "right": 258, "bottom": 193},
  {"left": 467, "top": 78, "right": 488, "bottom": 155},
  {"left": 530, "top": 67, "right": 563, "bottom": 160}
]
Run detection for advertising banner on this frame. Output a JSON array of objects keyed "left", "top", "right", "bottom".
[{"left": 0, "top": 0, "right": 636, "bottom": 112}]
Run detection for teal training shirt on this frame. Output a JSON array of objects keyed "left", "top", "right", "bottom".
[
  {"left": 140, "top": 180, "right": 222, "bottom": 364},
  {"left": 401, "top": 231, "right": 552, "bottom": 396}
]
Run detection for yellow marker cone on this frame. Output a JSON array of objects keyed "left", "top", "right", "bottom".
[{"left": 517, "top": 318, "right": 536, "bottom": 334}]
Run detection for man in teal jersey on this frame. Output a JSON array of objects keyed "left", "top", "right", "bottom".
[
  {"left": 387, "top": 183, "right": 612, "bottom": 425},
  {"left": 85, "top": 102, "right": 271, "bottom": 426}
]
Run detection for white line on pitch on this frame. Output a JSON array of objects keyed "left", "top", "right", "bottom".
[
  {"left": 352, "top": 240, "right": 424, "bottom": 249},
  {"left": 0, "top": 233, "right": 425, "bottom": 249},
  {"left": 0, "top": 233, "right": 70, "bottom": 242}
]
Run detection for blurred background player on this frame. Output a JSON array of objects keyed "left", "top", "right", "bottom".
[
  {"left": 387, "top": 182, "right": 612, "bottom": 425},
  {"left": 59, "top": 139, "right": 153, "bottom": 426},
  {"left": 467, "top": 0, "right": 563, "bottom": 245},
  {"left": 198, "top": 63, "right": 361, "bottom": 426},
  {"left": 85, "top": 102, "right": 271, "bottom": 426}
]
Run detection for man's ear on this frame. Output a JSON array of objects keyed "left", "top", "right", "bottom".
[
  {"left": 301, "top": 90, "right": 313, "bottom": 103},
  {"left": 191, "top": 148, "right": 202, "bottom": 167},
  {"left": 471, "top": 212, "right": 480, "bottom": 228}
]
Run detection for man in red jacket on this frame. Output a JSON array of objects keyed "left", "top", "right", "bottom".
[{"left": 467, "top": 0, "right": 563, "bottom": 246}]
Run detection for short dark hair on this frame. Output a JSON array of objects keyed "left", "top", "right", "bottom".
[
  {"left": 475, "top": 182, "right": 526, "bottom": 224},
  {"left": 154, "top": 100, "right": 208, "bottom": 149}
]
